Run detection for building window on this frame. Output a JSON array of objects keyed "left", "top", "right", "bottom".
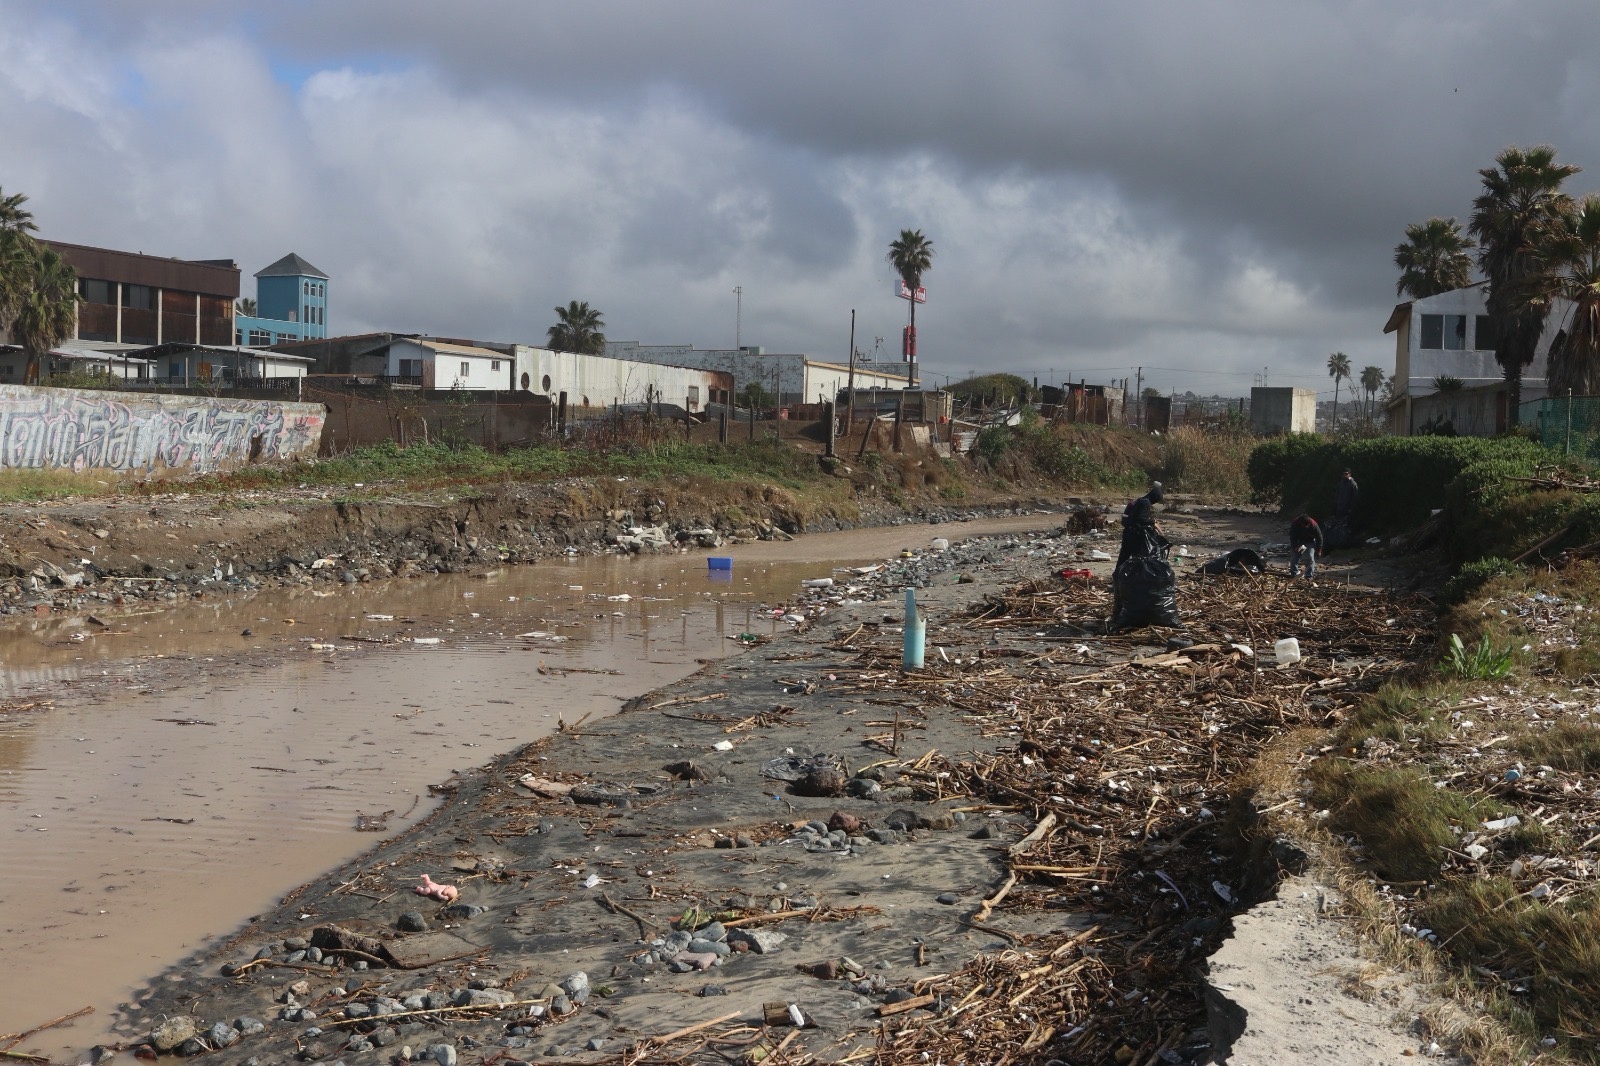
[
  {"left": 1475, "top": 315, "right": 1496, "bottom": 350},
  {"left": 460, "top": 361, "right": 470, "bottom": 377},
  {"left": 1418, "top": 313, "right": 1466, "bottom": 350}
]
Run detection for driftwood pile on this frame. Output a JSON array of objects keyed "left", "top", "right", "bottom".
[{"left": 813, "top": 575, "right": 1435, "bottom": 1065}]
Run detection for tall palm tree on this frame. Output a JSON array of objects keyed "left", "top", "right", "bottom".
[
  {"left": 1360, "top": 365, "right": 1385, "bottom": 420},
  {"left": 1543, "top": 194, "right": 1600, "bottom": 396},
  {"left": 1327, "top": 351, "right": 1351, "bottom": 427},
  {"left": 1394, "top": 217, "right": 1475, "bottom": 298},
  {"left": 12, "top": 246, "right": 78, "bottom": 384},
  {"left": 887, "top": 229, "right": 933, "bottom": 388},
  {"left": 1469, "top": 145, "right": 1580, "bottom": 423},
  {"left": 546, "top": 300, "right": 606, "bottom": 355}
]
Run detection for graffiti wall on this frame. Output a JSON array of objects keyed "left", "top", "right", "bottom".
[{"left": 0, "top": 385, "right": 325, "bottom": 473}]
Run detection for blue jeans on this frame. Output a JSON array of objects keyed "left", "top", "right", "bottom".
[{"left": 1291, "top": 545, "right": 1317, "bottom": 579}]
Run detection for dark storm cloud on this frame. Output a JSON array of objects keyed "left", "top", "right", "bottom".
[{"left": 8, "top": 0, "right": 1600, "bottom": 390}]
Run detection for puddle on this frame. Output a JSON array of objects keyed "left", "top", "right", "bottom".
[{"left": 0, "top": 515, "right": 1053, "bottom": 1048}]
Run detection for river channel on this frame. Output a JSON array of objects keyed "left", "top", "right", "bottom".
[{"left": 0, "top": 514, "right": 1054, "bottom": 1049}]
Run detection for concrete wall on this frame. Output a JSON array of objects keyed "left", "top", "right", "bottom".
[
  {"left": 1250, "top": 386, "right": 1316, "bottom": 434},
  {"left": 0, "top": 384, "right": 324, "bottom": 472},
  {"left": 509, "top": 346, "right": 732, "bottom": 411}
]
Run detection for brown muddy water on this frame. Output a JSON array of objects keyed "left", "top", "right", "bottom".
[{"left": 0, "top": 515, "right": 1053, "bottom": 1051}]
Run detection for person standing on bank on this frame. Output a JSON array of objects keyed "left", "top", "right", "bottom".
[
  {"left": 1334, "top": 468, "right": 1359, "bottom": 525},
  {"left": 1289, "top": 513, "right": 1323, "bottom": 582},
  {"left": 1118, "top": 481, "right": 1167, "bottom": 566}
]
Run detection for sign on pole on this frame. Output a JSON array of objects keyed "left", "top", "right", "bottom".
[{"left": 896, "top": 281, "right": 927, "bottom": 304}]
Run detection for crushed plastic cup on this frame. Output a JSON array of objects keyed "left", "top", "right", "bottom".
[{"left": 1274, "top": 637, "right": 1301, "bottom": 664}]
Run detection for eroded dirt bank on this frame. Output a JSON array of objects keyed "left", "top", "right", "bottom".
[{"left": 59, "top": 513, "right": 1450, "bottom": 1066}]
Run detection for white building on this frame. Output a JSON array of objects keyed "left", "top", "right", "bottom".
[
  {"left": 506, "top": 345, "right": 730, "bottom": 411},
  {"left": 604, "top": 342, "right": 910, "bottom": 406},
  {"left": 1383, "top": 283, "right": 1553, "bottom": 433},
  {"left": 387, "top": 338, "right": 507, "bottom": 390}
]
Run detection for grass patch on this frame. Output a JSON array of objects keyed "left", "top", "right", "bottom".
[
  {"left": 1307, "top": 762, "right": 1506, "bottom": 883},
  {"left": 1153, "top": 425, "right": 1253, "bottom": 499}
]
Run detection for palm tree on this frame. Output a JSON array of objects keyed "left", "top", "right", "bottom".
[
  {"left": 1360, "top": 365, "right": 1385, "bottom": 420},
  {"left": 1394, "top": 217, "right": 1475, "bottom": 298},
  {"left": 1469, "top": 145, "right": 1580, "bottom": 423},
  {"left": 12, "top": 246, "right": 78, "bottom": 384},
  {"left": 0, "top": 187, "right": 37, "bottom": 235},
  {"left": 1327, "top": 351, "right": 1351, "bottom": 428},
  {"left": 547, "top": 300, "right": 606, "bottom": 354},
  {"left": 235, "top": 297, "right": 257, "bottom": 317},
  {"left": 887, "top": 229, "right": 934, "bottom": 388},
  {"left": 1539, "top": 193, "right": 1600, "bottom": 396}
]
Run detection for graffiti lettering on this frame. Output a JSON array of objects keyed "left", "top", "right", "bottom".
[{"left": 0, "top": 385, "right": 325, "bottom": 473}]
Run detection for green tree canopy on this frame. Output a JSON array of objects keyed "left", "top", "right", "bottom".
[
  {"left": 547, "top": 300, "right": 606, "bottom": 354},
  {"left": 1394, "top": 217, "right": 1474, "bottom": 298}
]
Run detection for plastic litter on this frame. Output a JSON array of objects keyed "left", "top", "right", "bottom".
[{"left": 1273, "top": 637, "right": 1301, "bottom": 664}]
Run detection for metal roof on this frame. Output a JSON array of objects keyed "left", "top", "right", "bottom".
[{"left": 254, "top": 253, "right": 329, "bottom": 280}]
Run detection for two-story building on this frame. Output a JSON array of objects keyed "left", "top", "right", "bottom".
[{"left": 1383, "top": 283, "right": 1553, "bottom": 435}]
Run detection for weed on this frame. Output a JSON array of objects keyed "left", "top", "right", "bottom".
[{"left": 1440, "top": 633, "right": 1515, "bottom": 680}]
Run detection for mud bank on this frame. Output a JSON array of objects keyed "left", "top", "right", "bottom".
[
  {"left": 0, "top": 475, "right": 1059, "bottom": 624},
  {"left": 70, "top": 514, "right": 1443, "bottom": 1066}
]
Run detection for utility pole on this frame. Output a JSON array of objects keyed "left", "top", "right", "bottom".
[{"left": 846, "top": 309, "right": 857, "bottom": 432}]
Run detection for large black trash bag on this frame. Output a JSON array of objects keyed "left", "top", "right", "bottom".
[{"left": 1111, "top": 556, "right": 1180, "bottom": 630}]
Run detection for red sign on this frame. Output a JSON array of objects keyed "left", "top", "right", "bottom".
[{"left": 897, "top": 281, "right": 927, "bottom": 304}]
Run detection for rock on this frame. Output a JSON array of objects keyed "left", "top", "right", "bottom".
[
  {"left": 728, "top": 928, "right": 788, "bottom": 955},
  {"left": 441, "top": 903, "right": 486, "bottom": 919},
  {"left": 427, "top": 1044, "right": 458, "bottom": 1066},
  {"left": 149, "top": 1016, "right": 201, "bottom": 1053},
  {"left": 827, "top": 811, "right": 862, "bottom": 834},
  {"left": 397, "top": 912, "right": 427, "bottom": 932},
  {"left": 793, "top": 769, "right": 846, "bottom": 797}
]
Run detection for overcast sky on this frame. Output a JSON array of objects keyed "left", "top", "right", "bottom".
[{"left": 5, "top": 1, "right": 1600, "bottom": 396}]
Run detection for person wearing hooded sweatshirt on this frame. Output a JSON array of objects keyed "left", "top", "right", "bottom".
[{"left": 1118, "top": 481, "right": 1167, "bottom": 566}]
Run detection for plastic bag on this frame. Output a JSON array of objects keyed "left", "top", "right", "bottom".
[{"left": 1111, "top": 557, "right": 1180, "bottom": 630}]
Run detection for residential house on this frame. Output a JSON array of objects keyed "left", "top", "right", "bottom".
[{"left": 1383, "top": 283, "right": 1553, "bottom": 435}]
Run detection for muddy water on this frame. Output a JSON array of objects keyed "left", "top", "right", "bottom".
[{"left": 0, "top": 515, "right": 1053, "bottom": 1049}]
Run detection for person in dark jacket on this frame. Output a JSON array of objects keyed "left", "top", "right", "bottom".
[
  {"left": 1334, "top": 468, "right": 1359, "bottom": 523},
  {"left": 1289, "top": 513, "right": 1323, "bottom": 581},
  {"left": 1117, "top": 481, "right": 1166, "bottom": 566}
]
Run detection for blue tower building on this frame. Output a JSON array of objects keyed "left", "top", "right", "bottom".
[{"left": 235, "top": 252, "right": 329, "bottom": 346}]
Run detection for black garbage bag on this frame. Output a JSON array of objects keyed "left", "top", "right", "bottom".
[
  {"left": 1111, "top": 556, "right": 1180, "bottom": 630},
  {"left": 1199, "top": 547, "right": 1265, "bottom": 576}
]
